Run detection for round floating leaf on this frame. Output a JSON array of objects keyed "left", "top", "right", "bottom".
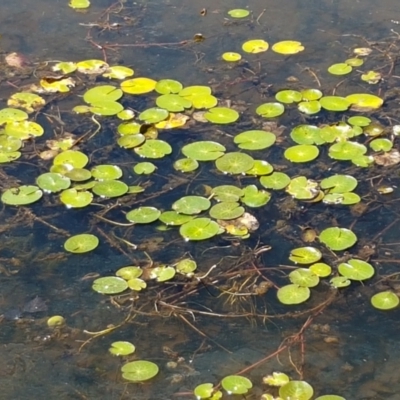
[
  {"left": 371, "top": 291, "right": 399, "bottom": 310},
  {"left": 286, "top": 176, "right": 319, "bottom": 200},
  {"left": 116, "top": 266, "right": 142, "bottom": 280},
  {"left": 242, "top": 39, "right": 269, "bottom": 53},
  {"left": 301, "top": 89, "right": 323, "bottom": 101},
  {"left": 180, "top": 218, "right": 220, "bottom": 241},
  {"left": 289, "top": 247, "right": 322, "bottom": 264},
  {"left": 209, "top": 202, "right": 244, "bottom": 220},
  {"left": 126, "top": 207, "right": 161, "bottom": 223},
  {"left": 221, "top": 375, "right": 252, "bottom": 395},
  {"left": 212, "top": 185, "right": 243, "bottom": 202},
  {"left": 91, "top": 165, "right": 123, "bottom": 180},
  {"left": 348, "top": 116, "right": 371, "bottom": 127},
  {"left": 346, "top": 57, "right": 364, "bottom": 67},
  {"left": 290, "top": 125, "right": 324, "bottom": 145},
  {"left": 176, "top": 259, "right": 197, "bottom": 275},
  {"left": 69, "top": 0, "right": 90, "bottom": 9},
  {"left": 289, "top": 269, "right": 320, "bottom": 288},
  {"left": 298, "top": 100, "right": 321, "bottom": 114},
  {"left": 83, "top": 85, "right": 123, "bottom": 104},
  {"left": 179, "top": 85, "right": 211, "bottom": 98},
  {"left": 204, "top": 107, "right": 239, "bottom": 124},
  {"left": 328, "top": 63, "right": 352, "bottom": 75},
  {"left": 260, "top": 172, "right": 290, "bottom": 190},
  {"left": 150, "top": 265, "right": 176, "bottom": 282},
  {"left": 284, "top": 144, "right": 319, "bottom": 163},
  {"left": 330, "top": 276, "right": 351, "bottom": 288},
  {"left": 277, "top": 284, "right": 310, "bottom": 305},
  {"left": 54, "top": 150, "right": 89, "bottom": 169},
  {"left": 0, "top": 135, "right": 22, "bottom": 152},
  {"left": 172, "top": 196, "right": 211, "bottom": 215},
  {"left": 121, "top": 77, "right": 157, "bottom": 94},
  {"left": 215, "top": 152, "right": 255, "bottom": 174},
  {"left": 0, "top": 108, "right": 28, "bottom": 124},
  {"left": 256, "top": 102, "right": 285, "bottom": 118},
  {"left": 5, "top": 120, "right": 44, "bottom": 139},
  {"left": 174, "top": 158, "right": 199, "bottom": 172},
  {"left": 138, "top": 107, "right": 169, "bottom": 123},
  {"left": 320, "top": 174, "right": 357, "bottom": 193},
  {"left": 103, "top": 66, "right": 134, "bottom": 80},
  {"left": 156, "top": 112, "right": 189, "bottom": 129},
  {"left": 76, "top": 59, "right": 108, "bottom": 74},
  {"left": 121, "top": 360, "right": 159, "bottom": 382},
  {"left": 92, "top": 276, "right": 128, "bottom": 294},
  {"left": 64, "top": 233, "right": 99, "bottom": 253},
  {"left": 92, "top": 180, "right": 129, "bottom": 198},
  {"left": 134, "top": 162, "right": 156, "bottom": 175},
  {"left": 7, "top": 92, "right": 46, "bottom": 113},
  {"left": 53, "top": 61, "right": 77, "bottom": 74},
  {"left": 194, "top": 383, "right": 216, "bottom": 399},
  {"left": 279, "top": 380, "right": 314, "bottom": 400},
  {"left": 182, "top": 141, "right": 226, "bottom": 161},
  {"left": 310, "top": 263, "right": 332, "bottom": 277},
  {"left": 191, "top": 94, "right": 218, "bottom": 109},
  {"left": 134, "top": 139, "right": 172, "bottom": 158},
  {"left": 2, "top": 185, "right": 43, "bottom": 206},
  {"left": 222, "top": 52, "right": 242, "bottom": 62},
  {"left": 338, "top": 259, "right": 374, "bottom": 281},
  {"left": 345, "top": 93, "right": 383, "bottom": 110},
  {"left": 36, "top": 173, "right": 71, "bottom": 193},
  {"left": 47, "top": 315, "right": 66, "bottom": 327},
  {"left": 0, "top": 151, "right": 21, "bottom": 163},
  {"left": 275, "top": 90, "right": 302, "bottom": 104},
  {"left": 117, "top": 134, "right": 146, "bottom": 149},
  {"left": 370, "top": 138, "right": 393, "bottom": 152},
  {"left": 319, "top": 96, "right": 350, "bottom": 112},
  {"left": 109, "top": 341, "right": 136, "bottom": 356},
  {"left": 155, "top": 79, "right": 183, "bottom": 94},
  {"left": 246, "top": 160, "right": 274, "bottom": 176},
  {"left": 272, "top": 40, "right": 304, "bottom": 54},
  {"left": 89, "top": 100, "right": 124, "bottom": 116},
  {"left": 228, "top": 9, "right": 250, "bottom": 18},
  {"left": 329, "top": 141, "right": 367, "bottom": 161},
  {"left": 319, "top": 227, "right": 357, "bottom": 251},
  {"left": 263, "top": 372, "right": 290, "bottom": 386},
  {"left": 159, "top": 211, "right": 194, "bottom": 226},
  {"left": 234, "top": 130, "right": 276, "bottom": 150},
  {"left": 60, "top": 188, "right": 93, "bottom": 208},
  {"left": 156, "top": 94, "right": 192, "bottom": 112},
  {"left": 361, "top": 70, "right": 381, "bottom": 84},
  {"left": 118, "top": 121, "right": 141, "bottom": 135},
  {"left": 241, "top": 185, "right": 271, "bottom": 207},
  {"left": 64, "top": 168, "right": 92, "bottom": 182},
  {"left": 128, "top": 278, "right": 147, "bottom": 291}
]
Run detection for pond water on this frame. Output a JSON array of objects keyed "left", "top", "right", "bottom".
[{"left": 1, "top": 0, "right": 400, "bottom": 399}]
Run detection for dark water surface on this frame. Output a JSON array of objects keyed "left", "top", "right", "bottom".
[{"left": 1, "top": 1, "right": 400, "bottom": 399}]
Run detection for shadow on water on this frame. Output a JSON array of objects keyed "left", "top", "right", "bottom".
[{"left": 1, "top": 0, "right": 400, "bottom": 398}]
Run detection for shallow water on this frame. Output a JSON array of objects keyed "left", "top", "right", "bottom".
[{"left": 1, "top": 0, "right": 400, "bottom": 399}]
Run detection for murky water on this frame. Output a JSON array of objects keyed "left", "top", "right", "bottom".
[{"left": 1, "top": 0, "right": 400, "bottom": 399}]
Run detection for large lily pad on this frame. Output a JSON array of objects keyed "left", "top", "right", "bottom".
[
  {"left": 179, "top": 218, "right": 221, "bottom": 240},
  {"left": 215, "top": 152, "right": 255, "bottom": 174},
  {"left": 2, "top": 185, "right": 43, "bottom": 205},
  {"left": 319, "top": 227, "right": 357, "bottom": 251}
]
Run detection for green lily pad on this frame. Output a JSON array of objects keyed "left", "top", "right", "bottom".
[
  {"left": 241, "top": 185, "right": 271, "bottom": 207},
  {"left": 156, "top": 94, "right": 192, "bottom": 112},
  {"left": 209, "top": 202, "right": 245, "bottom": 220},
  {"left": 348, "top": 116, "right": 371, "bottom": 127},
  {"left": 180, "top": 218, "right": 220, "bottom": 240},
  {"left": 64, "top": 233, "right": 99, "bottom": 253},
  {"left": 194, "top": 383, "right": 218, "bottom": 399},
  {"left": 182, "top": 141, "right": 226, "bottom": 161},
  {"left": 127, "top": 278, "right": 147, "bottom": 291},
  {"left": 126, "top": 207, "right": 161, "bottom": 223},
  {"left": 345, "top": 93, "right": 383, "bottom": 110},
  {"left": 92, "top": 276, "right": 128, "bottom": 294},
  {"left": 150, "top": 265, "right": 176, "bottom": 282},
  {"left": 298, "top": 100, "right": 321, "bottom": 114},
  {"left": 215, "top": 152, "right": 255, "bottom": 174},
  {"left": 117, "top": 121, "right": 141, "bottom": 135},
  {"left": 338, "top": 259, "right": 374, "bottom": 280},
  {"left": 286, "top": 176, "right": 319, "bottom": 200},
  {"left": 320, "top": 174, "right": 358, "bottom": 193},
  {"left": 191, "top": 94, "right": 218, "bottom": 109},
  {"left": 2, "top": 185, "right": 43, "bottom": 206},
  {"left": 36, "top": 173, "right": 71, "bottom": 193},
  {"left": 371, "top": 291, "right": 399, "bottom": 310},
  {"left": 221, "top": 375, "right": 252, "bottom": 395},
  {"left": 370, "top": 138, "right": 393, "bottom": 152},
  {"left": 204, "top": 107, "right": 239, "bottom": 124},
  {"left": 275, "top": 90, "right": 302, "bottom": 104},
  {"left": 319, "top": 227, "right": 357, "bottom": 251},
  {"left": 260, "top": 172, "right": 290, "bottom": 190},
  {"left": 103, "top": 66, "right": 134, "bottom": 80},
  {"left": 64, "top": 168, "right": 92, "bottom": 182},
  {"left": 277, "top": 284, "right": 310, "bottom": 305},
  {"left": 328, "top": 63, "right": 352, "bottom": 75},
  {"left": 92, "top": 180, "right": 128, "bottom": 198},
  {"left": 289, "top": 269, "right": 320, "bottom": 287},
  {"left": 246, "top": 160, "right": 274, "bottom": 176},
  {"left": 284, "top": 144, "right": 319, "bottom": 163},
  {"left": 256, "top": 102, "right": 285, "bottom": 118},
  {"left": 174, "top": 158, "right": 199, "bottom": 172},
  {"left": 279, "top": 380, "right": 314, "bottom": 400},
  {"left": 211, "top": 185, "right": 243, "bottom": 202},
  {"left": 0, "top": 108, "right": 28, "bottom": 124},
  {"left": 60, "top": 189, "right": 93, "bottom": 208},
  {"left": 0, "top": 135, "right": 22, "bottom": 152},
  {"left": 301, "top": 89, "right": 323, "bottom": 101},
  {"left": 134, "top": 162, "right": 156, "bottom": 175},
  {"left": 117, "top": 134, "right": 146, "bottom": 149},
  {"left": 309, "top": 263, "right": 332, "bottom": 277},
  {"left": 321, "top": 124, "right": 361, "bottom": 143},
  {"left": 179, "top": 85, "right": 211, "bottom": 98},
  {"left": 228, "top": 9, "right": 250, "bottom": 18},
  {"left": 109, "top": 341, "right": 135, "bottom": 356},
  {"left": 116, "top": 266, "right": 142, "bottom": 280},
  {"left": 290, "top": 125, "right": 324, "bottom": 145},
  {"left": 121, "top": 360, "right": 159, "bottom": 382},
  {"left": 155, "top": 79, "right": 183, "bottom": 94},
  {"left": 91, "top": 165, "right": 123, "bottom": 180},
  {"left": 319, "top": 96, "right": 350, "bottom": 111},
  {"left": 172, "top": 196, "right": 211, "bottom": 215},
  {"left": 176, "top": 259, "right": 197, "bottom": 275},
  {"left": 83, "top": 85, "right": 123, "bottom": 103},
  {"left": 234, "top": 130, "right": 276, "bottom": 150},
  {"left": 5, "top": 120, "right": 44, "bottom": 139},
  {"left": 242, "top": 39, "right": 269, "bottom": 53},
  {"left": 330, "top": 276, "right": 351, "bottom": 288},
  {"left": 54, "top": 150, "right": 89, "bottom": 169},
  {"left": 159, "top": 211, "right": 194, "bottom": 226},
  {"left": 328, "top": 141, "right": 367, "bottom": 160},
  {"left": 346, "top": 57, "right": 364, "bottom": 67},
  {"left": 263, "top": 372, "right": 290, "bottom": 386},
  {"left": 222, "top": 52, "right": 242, "bottom": 62},
  {"left": 7, "top": 92, "right": 46, "bottom": 113},
  {"left": 121, "top": 77, "right": 157, "bottom": 95},
  {"left": 0, "top": 151, "right": 21, "bottom": 163},
  {"left": 138, "top": 107, "right": 169, "bottom": 124},
  {"left": 134, "top": 139, "right": 172, "bottom": 158},
  {"left": 89, "top": 100, "right": 124, "bottom": 116},
  {"left": 289, "top": 247, "right": 322, "bottom": 264}
]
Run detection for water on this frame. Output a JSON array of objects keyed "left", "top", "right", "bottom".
[{"left": 1, "top": 0, "right": 400, "bottom": 398}]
